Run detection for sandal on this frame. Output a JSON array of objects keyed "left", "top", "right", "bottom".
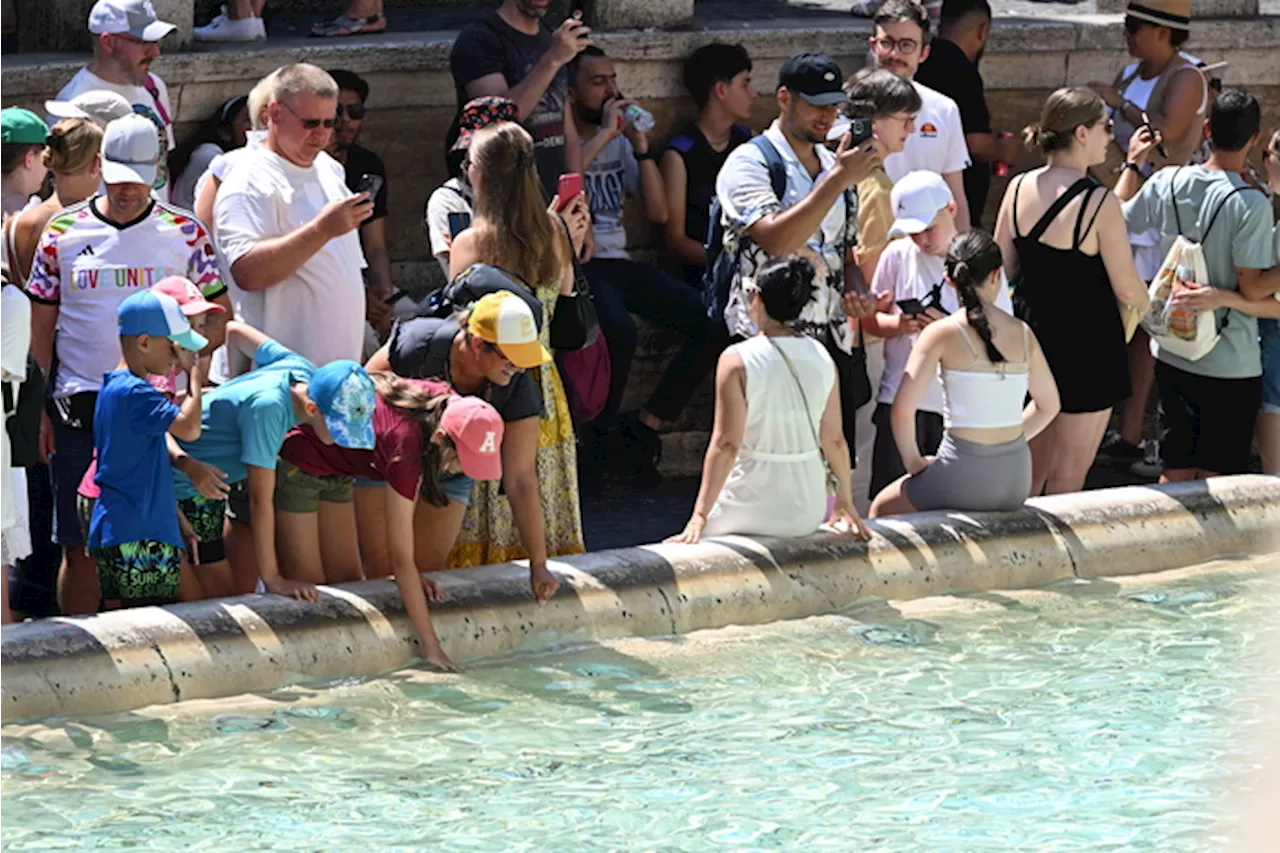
[{"left": 310, "top": 12, "right": 386, "bottom": 37}]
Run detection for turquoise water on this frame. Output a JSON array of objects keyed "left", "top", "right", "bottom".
[{"left": 3, "top": 565, "right": 1278, "bottom": 852}]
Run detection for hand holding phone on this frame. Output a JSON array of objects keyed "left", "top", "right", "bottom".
[
  {"left": 556, "top": 172, "right": 583, "bottom": 212},
  {"left": 355, "top": 172, "right": 384, "bottom": 202},
  {"left": 896, "top": 297, "right": 927, "bottom": 316}
]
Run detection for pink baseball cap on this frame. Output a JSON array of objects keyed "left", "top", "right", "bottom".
[
  {"left": 442, "top": 396, "right": 504, "bottom": 481},
  {"left": 152, "top": 275, "right": 225, "bottom": 317}
]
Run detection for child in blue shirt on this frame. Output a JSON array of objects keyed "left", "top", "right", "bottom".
[
  {"left": 90, "top": 291, "right": 207, "bottom": 607},
  {"left": 175, "top": 320, "right": 376, "bottom": 603}
]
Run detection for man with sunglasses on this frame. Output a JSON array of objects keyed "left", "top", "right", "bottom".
[
  {"left": 870, "top": 0, "right": 971, "bottom": 232},
  {"left": 54, "top": 0, "right": 176, "bottom": 199},
  {"left": 327, "top": 70, "right": 394, "bottom": 345},
  {"left": 214, "top": 64, "right": 373, "bottom": 369}
]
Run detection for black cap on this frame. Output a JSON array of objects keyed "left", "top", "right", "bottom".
[{"left": 777, "top": 52, "right": 847, "bottom": 107}]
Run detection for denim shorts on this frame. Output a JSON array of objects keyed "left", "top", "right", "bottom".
[
  {"left": 441, "top": 473, "right": 475, "bottom": 507},
  {"left": 1260, "top": 319, "right": 1280, "bottom": 416}
]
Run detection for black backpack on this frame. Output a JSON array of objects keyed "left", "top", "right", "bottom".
[
  {"left": 2, "top": 284, "right": 44, "bottom": 468},
  {"left": 703, "top": 135, "right": 787, "bottom": 323}
]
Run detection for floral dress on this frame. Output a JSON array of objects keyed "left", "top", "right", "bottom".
[{"left": 448, "top": 278, "right": 585, "bottom": 567}]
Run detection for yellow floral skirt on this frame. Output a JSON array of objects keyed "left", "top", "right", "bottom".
[{"left": 447, "top": 360, "right": 585, "bottom": 568}]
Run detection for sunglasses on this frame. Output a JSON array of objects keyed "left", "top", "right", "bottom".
[
  {"left": 335, "top": 103, "right": 366, "bottom": 120},
  {"left": 481, "top": 339, "right": 517, "bottom": 367},
  {"left": 282, "top": 100, "right": 337, "bottom": 130}
]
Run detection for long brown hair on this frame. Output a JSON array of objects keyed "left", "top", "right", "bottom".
[
  {"left": 1022, "top": 86, "right": 1106, "bottom": 154},
  {"left": 369, "top": 371, "right": 453, "bottom": 507},
  {"left": 468, "top": 121, "right": 566, "bottom": 288}
]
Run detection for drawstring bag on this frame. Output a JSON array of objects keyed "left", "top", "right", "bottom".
[{"left": 556, "top": 339, "right": 610, "bottom": 424}]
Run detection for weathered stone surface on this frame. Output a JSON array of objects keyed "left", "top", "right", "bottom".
[
  {"left": 592, "top": 0, "right": 695, "bottom": 30},
  {"left": 15, "top": 0, "right": 193, "bottom": 52},
  {"left": 4, "top": 476, "right": 1276, "bottom": 721}
]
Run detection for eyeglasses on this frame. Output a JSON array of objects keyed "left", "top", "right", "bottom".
[
  {"left": 871, "top": 35, "right": 921, "bottom": 55},
  {"left": 281, "top": 100, "right": 337, "bottom": 131},
  {"left": 335, "top": 103, "right": 366, "bottom": 121},
  {"left": 109, "top": 32, "right": 158, "bottom": 47}
]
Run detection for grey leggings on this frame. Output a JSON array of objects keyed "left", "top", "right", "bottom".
[{"left": 903, "top": 433, "right": 1031, "bottom": 513}]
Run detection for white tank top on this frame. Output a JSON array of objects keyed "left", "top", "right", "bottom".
[{"left": 941, "top": 324, "right": 1030, "bottom": 430}]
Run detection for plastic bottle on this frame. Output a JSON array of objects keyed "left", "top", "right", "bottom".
[{"left": 623, "top": 104, "right": 655, "bottom": 134}]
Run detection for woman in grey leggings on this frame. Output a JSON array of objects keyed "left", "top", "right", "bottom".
[{"left": 871, "top": 231, "right": 1061, "bottom": 517}]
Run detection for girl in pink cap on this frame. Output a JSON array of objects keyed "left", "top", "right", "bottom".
[
  {"left": 275, "top": 373, "right": 503, "bottom": 672},
  {"left": 75, "top": 276, "right": 226, "bottom": 601}
]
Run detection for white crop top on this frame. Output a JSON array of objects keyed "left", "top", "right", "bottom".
[{"left": 941, "top": 324, "right": 1030, "bottom": 430}]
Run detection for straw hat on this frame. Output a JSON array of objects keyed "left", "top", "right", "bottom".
[{"left": 1125, "top": 0, "right": 1191, "bottom": 31}]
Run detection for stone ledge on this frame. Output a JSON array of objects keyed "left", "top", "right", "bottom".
[{"left": 3, "top": 475, "right": 1276, "bottom": 722}]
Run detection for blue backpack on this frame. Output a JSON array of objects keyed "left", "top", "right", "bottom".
[{"left": 702, "top": 135, "right": 788, "bottom": 323}]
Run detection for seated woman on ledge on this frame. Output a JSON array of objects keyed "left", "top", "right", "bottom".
[
  {"left": 871, "top": 230, "right": 1060, "bottom": 517},
  {"left": 669, "top": 256, "right": 871, "bottom": 544}
]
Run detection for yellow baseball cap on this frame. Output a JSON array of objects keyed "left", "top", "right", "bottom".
[{"left": 467, "top": 291, "right": 551, "bottom": 369}]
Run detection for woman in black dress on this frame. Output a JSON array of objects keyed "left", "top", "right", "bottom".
[{"left": 994, "top": 87, "right": 1149, "bottom": 496}]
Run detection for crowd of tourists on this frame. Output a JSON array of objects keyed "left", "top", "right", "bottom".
[{"left": 2, "top": 0, "right": 1279, "bottom": 669}]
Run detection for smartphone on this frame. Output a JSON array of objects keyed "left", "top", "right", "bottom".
[
  {"left": 846, "top": 117, "right": 874, "bottom": 147},
  {"left": 447, "top": 211, "right": 472, "bottom": 239},
  {"left": 1139, "top": 111, "right": 1170, "bottom": 159},
  {"left": 556, "top": 172, "right": 583, "bottom": 211},
  {"left": 897, "top": 298, "right": 927, "bottom": 316},
  {"left": 355, "top": 172, "right": 384, "bottom": 200}
]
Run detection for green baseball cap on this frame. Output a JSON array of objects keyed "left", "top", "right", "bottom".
[{"left": 1, "top": 108, "right": 48, "bottom": 145}]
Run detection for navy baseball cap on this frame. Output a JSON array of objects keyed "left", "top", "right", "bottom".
[{"left": 778, "top": 52, "right": 847, "bottom": 107}]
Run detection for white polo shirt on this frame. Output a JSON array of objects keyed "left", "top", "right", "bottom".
[{"left": 883, "top": 80, "right": 971, "bottom": 183}]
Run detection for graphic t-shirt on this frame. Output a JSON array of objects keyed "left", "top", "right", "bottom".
[
  {"left": 88, "top": 369, "right": 181, "bottom": 549},
  {"left": 54, "top": 67, "right": 176, "bottom": 198},
  {"left": 26, "top": 198, "right": 226, "bottom": 398},
  {"left": 215, "top": 147, "right": 367, "bottom": 366},
  {"left": 173, "top": 339, "right": 314, "bottom": 498},
  {"left": 883, "top": 81, "right": 971, "bottom": 185},
  {"left": 450, "top": 12, "right": 567, "bottom": 200},
  {"left": 281, "top": 378, "right": 452, "bottom": 500},
  {"left": 584, "top": 133, "right": 640, "bottom": 260},
  {"left": 872, "top": 237, "right": 1013, "bottom": 412}
]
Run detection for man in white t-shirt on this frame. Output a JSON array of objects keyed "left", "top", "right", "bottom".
[
  {"left": 214, "top": 64, "right": 372, "bottom": 368},
  {"left": 26, "top": 115, "right": 227, "bottom": 615},
  {"left": 863, "top": 171, "right": 1011, "bottom": 500},
  {"left": 54, "top": 0, "right": 177, "bottom": 200},
  {"left": 870, "top": 0, "right": 972, "bottom": 232}
]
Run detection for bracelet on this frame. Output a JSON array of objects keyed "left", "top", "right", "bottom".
[
  {"left": 1122, "top": 161, "right": 1143, "bottom": 175},
  {"left": 635, "top": 150, "right": 654, "bottom": 162}
]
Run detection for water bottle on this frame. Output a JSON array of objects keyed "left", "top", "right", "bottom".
[{"left": 623, "top": 104, "right": 655, "bottom": 134}]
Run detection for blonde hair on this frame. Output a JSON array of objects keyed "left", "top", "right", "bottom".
[
  {"left": 469, "top": 122, "right": 565, "bottom": 288},
  {"left": 273, "top": 63, "right": 338, "bottom": 106},
  {"left": 248, "top": 68, "right": 282, "bottom": 131},
  {"left": 42, "top": 118, "right": 102, "bottom": 176},
  {"left": 1023, "top": 86, "right": 1106, "bottom": 154}
]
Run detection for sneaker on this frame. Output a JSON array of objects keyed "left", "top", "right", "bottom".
[
  {"left": 194, "top": 15, "right": 266, "bottom": 42},
  {"left": 1097, "top": 433, "right": 1143, "bottom": 462},
  {"left": 1130, "top": 440, "right": 1164, "bottom": 478}
]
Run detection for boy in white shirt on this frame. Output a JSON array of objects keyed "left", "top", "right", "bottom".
[{"left": 863, "top": 171, "right": 1011, "bottom": 500}]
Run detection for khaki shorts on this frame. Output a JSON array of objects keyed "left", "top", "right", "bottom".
[{"left": 273, "top": 459, "right": 354, "bottom": 513}]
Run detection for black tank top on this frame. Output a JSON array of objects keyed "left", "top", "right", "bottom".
[{"left": 665, "top": 123, "right": 751, "bottom": 285}]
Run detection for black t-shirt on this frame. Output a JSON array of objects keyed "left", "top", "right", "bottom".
[
  {"left": 387, "top": 317, "right": 542, "bottom": 422},
  {"left": 342, "top": 143, "right": 389, "bottom": 221},
  {"left": 450, "top": 12, "right": 567, "bottom": 200},
  {"left": 664, "top": 122, "right": 752, "bottom": 286},
  {"left": 916, "top": 38, "right": 991, "bottom": 227}
]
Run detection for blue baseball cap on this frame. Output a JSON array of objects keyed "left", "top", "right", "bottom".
[
  {"left": 308, "top": 361, "right": 375, "bottom": 450},
  {"left": 117, "top": 290, "right": 208, "bottom": 352}
]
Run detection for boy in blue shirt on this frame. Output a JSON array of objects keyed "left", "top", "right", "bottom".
[
  {"left": 175, "top": 320, "right": 376, "bottom": 603},
  {"left": 90, "top": 291, "right": 207, "bottom": 607}
]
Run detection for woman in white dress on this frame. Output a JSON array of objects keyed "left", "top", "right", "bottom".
[{"left": 669, "top": 256, "right": 871, "bottom": 544}]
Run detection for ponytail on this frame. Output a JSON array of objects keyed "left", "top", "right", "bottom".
[
  {"left": 369, "top": 371, "right": 453, "bottom": 507},
  {"left": 945, "top": 230, "right": 1005, "bottom": 364}
]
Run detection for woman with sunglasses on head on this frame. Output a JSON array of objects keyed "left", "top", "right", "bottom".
[
  {"left": 275, "top": 375, "right": 503, "bottom": 672},
  {"left": 992, "top": 86, "right": 1148, "bottom": 497},
  {"left": 1086, "top": 0, "right": 1209, "bottom": 470},
  {"left": 170, "top": 95, "right": 250, "bottom": 211}
]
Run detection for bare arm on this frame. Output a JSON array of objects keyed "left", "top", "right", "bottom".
[
  {"left": 669, "top": 350, "right": 745, "bottom": 543},
  {"left": 460, "top": 14, "right": 590, "bottom": 119},
  {"left": 890, "top": 323, "right": 947, "bottom": 475},
  {"left": 447, "top": 228, "right": 480, "bottom": 279},
  {"left": 194, "top": 175, "right": 218, "bottom": 236},
  {"left": 246, "top": 464, "right": 319, "bottom": 602},
  {"left": 366, "top": 341, "right": 393, "bottom": 373},
  {"left": 201, "top": 292, "right": 233, "bottom": 355},
  {"left": 1095, "top": 193, "right": 1151, "bottom": 308},
  {"left": 501, "top": 416, "right": 559, "bottom": 603},
  {"left": 29, "top": 302, "right": 57, "bottom": 377},
  {"left": 943, "top": 171, "right": 970, "bottom": 232},
  {"left": 660, "top": 149, "right": 706, "bottom": 267},
  {"left": 359, "top": 216, "right": 394, "bottom": 298},
  {"left": 228, "top": 194, "right": 373, "bottom": 292},
  {"left": 167, "top": 355, "right": 203, "bottom": 442},
  {"left": 817, "top": 370, "right": 857, "bottom": 522},
  {"left": 223, "top": 319, "right": 272, "bottom": 363},
  {"left": 1237, "top": 266, "right": 1280, "bottom": 303},
  {"left": 965, "top": 132, "right": 1020, "bottom": 167},
  {"left": 628, "top": 127, "right": 668, "bottom": 225},
  {"left": 1021, "top": 328, "right": 1061, "bottom": 440},
  {"left": 993, "top": 178, "right": 1021, "bottom": 282},
  {"left": 385, "top": 487, "right": 458, "bottom": 669}
]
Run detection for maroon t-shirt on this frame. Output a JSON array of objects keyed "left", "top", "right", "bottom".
[{"left": 280, "top": 379, "right": 449, "bottom": 500}]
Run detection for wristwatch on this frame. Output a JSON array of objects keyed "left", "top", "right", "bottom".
[
  {"left": 635, "top": 150, "right": 654, "bottom": 162},
  {"left": 1121, "top": 161, "right": 1143, "bottom": 175}
]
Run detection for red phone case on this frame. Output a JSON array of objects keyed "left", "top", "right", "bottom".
[{"left": 557, "top": 173, "right": 583, "bottom": 210}]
